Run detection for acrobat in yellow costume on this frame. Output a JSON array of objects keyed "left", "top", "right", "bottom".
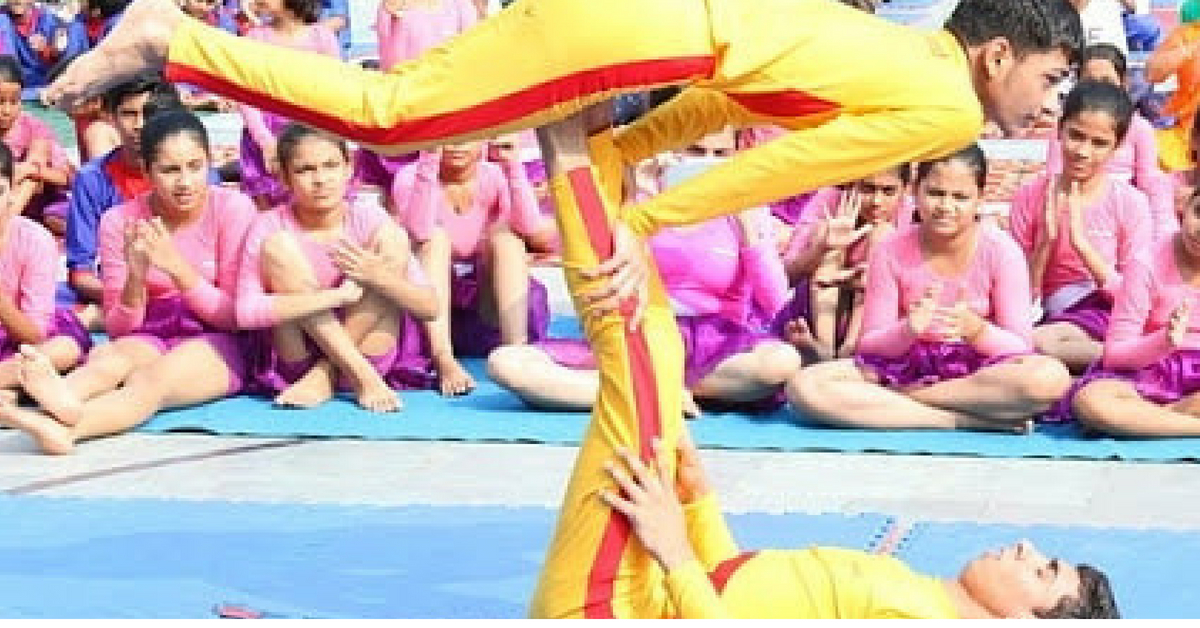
[
  {"left": 165, "top": 0, "right": 982, "bottom": 239},
  {"left": 163, "top": 0, "right": 981, "bottom": 617}
]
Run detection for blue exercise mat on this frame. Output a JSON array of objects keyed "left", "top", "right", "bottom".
[
  {"left": 0, "top": 495, "right": 890, "bottom": 619},
  {"left": 120, "top": 314, "right": 1196, "bottom": 462},
  {"left": 137, "top": 357, "right": 1200, "bottom": 463},
  {"left": 894, "top": 520, "right": 1200, "bottom": 619}
]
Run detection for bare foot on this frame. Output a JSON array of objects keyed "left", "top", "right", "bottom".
[
  {"left": 17, "top": 345, "right": 82, "bottom": 426},
  {"left": 0, "top": 399, "right": 74, "bottom": 454},
  {"left": 274, "top": 362, "right": 335, "bottom": 409},
  {"left": 433, "top": 352, "right": 475, "bottom": 397},
  {"left": 356, "top": 378, "right": 402, "bottom": 413},
  {"left": 43, "top": 0, "right": 184, "bottom": 111}
]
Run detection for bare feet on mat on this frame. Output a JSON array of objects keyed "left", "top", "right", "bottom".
[
  {"left": 43, "top": 0, "right": 184, "bottom": 111},
  {"left": 682, "top": 389, "right": 702, "bottom": 420},
  {"left": 356, "top": 377, "right": 402, "bottom": 413},
  {"left": 0, "top": 399, "right": 74, "bottom": 454},
  {"left": 17, "top": 345, "right": 82, "bottom": 427},
  {"left": 433, "top": 352, "right": 475, "bottom": 397},
  {"left": 274, "top": 362, "right": 335, "bottom": 409}
]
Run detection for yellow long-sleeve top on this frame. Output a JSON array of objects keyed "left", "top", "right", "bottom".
[
  {"left": 673, "top": 494, "right": 959, "bottom": 619},
  {"left": 167, "top": 0, "right": 982, "bottom": 240},
  {"left": 615, "top": 0, "right": 982, "bottom": 236}
]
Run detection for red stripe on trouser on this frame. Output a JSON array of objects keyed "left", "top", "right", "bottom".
[
  {"left": 166, "top": 56, "right": 714, "bottom": 148},
  {"left": 567, "top": 169, "right": 664, "bottom": 618}
]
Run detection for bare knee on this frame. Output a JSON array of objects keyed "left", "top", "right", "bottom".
[
  {"left": 262, "top": 233, "right": 318, "bottom": 294},
  {"left": 754, "top": 342, "right": 803, "bottom": 386},
  {"left": 1012, "top": 355, "right": 1072, "bottom": 403},
  {"left": 486, "top": 345, "right": 547, "bottom": 394},
  {"left": 1072, "top": 380, "right": 1126, "bottom": 429},
  {"left": 788, "top": 360, "right": 851, "bottom": 416}
]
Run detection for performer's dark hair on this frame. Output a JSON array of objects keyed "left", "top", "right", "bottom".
[
  {"left": 1036, "top": 564, "right": 1120, "bottom": 619},
  {"left": 915, "top": 143, "right": 988, "bottom": 190},
  {"left": 102, "top": 72, "right": 183, "bottom": 117},
  {"left": 945, "top": 0, "right": 1083, "bottom": 64},
  {"left": 283, "top": 0, "right": 323, "bottom": 24},
  {"left": 0, "top": 55, "right": 22, "bottom": 88},
  {"left": 1080, "top": 43, "right": 1128, "bottom": 81},
  {"left": 140, "top": 109, "right": 211, "bottom": 166},
  {"left": 1059, "top": 79, "right": 1135, "bottom": 144},
  {"left": 276, "top": 123, "right": 351, "bottom": 171}
]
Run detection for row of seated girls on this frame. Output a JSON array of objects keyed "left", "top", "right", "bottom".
[
  {"left": 488, "top": 40, "right": 1200, "bottom": 441},
  {"left": 8, "top": 42, "right": 1200, "bottom": 454}
]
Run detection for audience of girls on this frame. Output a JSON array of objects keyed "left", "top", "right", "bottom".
[{"left": 9, "top": 1, "right": 1200, "bottom": 457}]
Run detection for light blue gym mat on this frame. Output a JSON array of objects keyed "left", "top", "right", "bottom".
[
  {"left": 0, "top": 495, "right": 892, "bottom": 618},
  {"left": 138, "top": 357, "right": 1200, "bottom": 463}
]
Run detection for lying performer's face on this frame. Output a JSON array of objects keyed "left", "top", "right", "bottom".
[
  {"left": 979, "top": 39, "right": 1071, "bottom": 137},
  {"left": 958, "top": 540, "right": 1082, "bottom": 618}
]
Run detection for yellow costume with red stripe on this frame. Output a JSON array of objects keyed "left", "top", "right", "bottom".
[
  {"left": 166, "top": 0, "right": 982, "bottom": 233},
  {"left": 162, "top": 0, "right": 981, "bottom": 616}
]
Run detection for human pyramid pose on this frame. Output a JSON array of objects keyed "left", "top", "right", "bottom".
[{"left": 40, "top": 0, "right": 1121, "bottom": 617}]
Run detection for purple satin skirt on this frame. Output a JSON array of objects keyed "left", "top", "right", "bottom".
[
  {"left": 0, "top": 308, "right": 92, "bottom": 360},
  {"left": 449, "top": 265, "right": 550, "bottom": 358},
  {"left": 1043, "top": 290, "right": 1112, "bottom": 342},
  {"left": 123, "top": 296, "right": 249, "bottom": 395},
  {"left": 856, "top": 340, "right": 1027, "bottom": 390},
  {"left": 1046, "top": 349, "right": 1200, "bottom": 423}
]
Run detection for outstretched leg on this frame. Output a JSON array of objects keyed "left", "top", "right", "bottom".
[
  {"left": 46, "top": 0, "right": 714, "bottom": 153},
  {"left": 528, "top": 110, "right": 686, "bottom": 619}
]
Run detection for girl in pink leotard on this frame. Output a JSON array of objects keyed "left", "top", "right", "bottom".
[
  {"left": 1009, "top": 80, "right": 1153, "bottom": 373},
  {"left": 790, "top": 144, "right": 1071, "bottom": 432},
  {"left": 392, "top": 139, "right": 550, "bottom": 396},
  {"left": 0, "top": 110, "right": 251, "bottom": 454},
  {"left": 238, "top": 124, "right": 438, "bottom": 412}
]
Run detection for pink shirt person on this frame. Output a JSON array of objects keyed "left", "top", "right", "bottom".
[
  {"left": 98, "top": 187, "right": 256, "bottom": 337},
  {"left": 857, "top": 224, "right": 1034, "bottom": 359},
  {"left": 1102, "top": 239, "right": 1200, "bottom": 370},
  {"left": 0, "top": 214, "right": 59, "bottom": 337},
  {"left": 1008, "top": 174, "right": 1152, "bottom": 312},
  {"left": 375, "top": 0, "right": 478, "bottom": 71},
  {"left": 652, "top": 209, "right": 789, "bottom": 324},
  {"left": 783, "top": 186, "right": 915, "bottom": 269},
  {"left": 392, "top": 151, "right": 544, "bottom": 260},
  {"left": 1046, "top": 114, "right": 1177, "bottom": 241},
  {"left": 237, "top": 200, "right": 427, "bottom": 329}
]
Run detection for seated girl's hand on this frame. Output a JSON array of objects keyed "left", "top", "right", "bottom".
[
  {"left": 331, "top": 238, "right": 395, "bottom": 288},
  {"left": 936, "top": 302, "right": 987, "bottom": 344},
  {"left": 139, "top": 218, "right": 190, "bottom": 278},
  {"left": 907, "top": 283, "right": 941, "bottom": 337}
]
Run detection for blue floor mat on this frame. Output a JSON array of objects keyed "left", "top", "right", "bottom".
[
  {"left": 119, "top": 314, "right": 1195, "bottom": 462},
  {"left": 0, "top": 496, "right": 890, "bottom": 619},
  {"left": 894, "top": 521, "right": 1200, "bottom": 618},
  {"left": 137, "top": 357, "right": 1200, "bottom": 463}
]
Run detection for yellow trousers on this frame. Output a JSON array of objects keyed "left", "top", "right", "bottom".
[
  {"left": 166, "top": 0, "right": 714, "bottom": 155},
  {"left": 523, "top": 133, "right": 686, "bottom": 617}
]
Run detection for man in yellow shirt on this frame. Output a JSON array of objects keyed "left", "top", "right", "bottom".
[{"left": 45, "top": 0, "right": 1079, "bottom": 320}]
